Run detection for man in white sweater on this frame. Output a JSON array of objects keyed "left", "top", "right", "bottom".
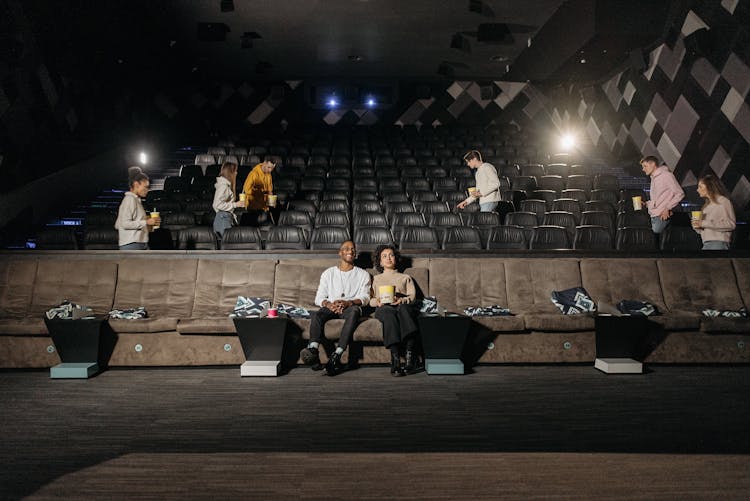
[
  {"left": 300, "top": 240, "right": 371, "bottom": 376},
  {"left": 456, "top": 150, "right": 502, "bottom": 212}
]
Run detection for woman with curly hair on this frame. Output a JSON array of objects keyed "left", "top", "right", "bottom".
[
  {"left": 370, "top": 244, "right": 421, "bottom": 376},
  {"left": 692, "top": 174, "right": 736, "bottom": 250}
]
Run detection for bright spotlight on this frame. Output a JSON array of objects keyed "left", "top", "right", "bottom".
[
  {"left": 327, "top": 96, "right": 338, "bottom": 108},
  {"left": 560, "top": 134, "right": 576, "bottom": 150},
  {"left": 139, "top": 152, "right": 148, "bottom": 165},
  {"left": 366, "top": 97, "right": 376, "bottom": 107}
]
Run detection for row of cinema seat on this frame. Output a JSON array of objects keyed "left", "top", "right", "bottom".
[
  {"left": 2, "top": 254, "right": 749, "bottom": 368},
  {"left": 38, "top": 219, "right": 700, "bottom": 252}
]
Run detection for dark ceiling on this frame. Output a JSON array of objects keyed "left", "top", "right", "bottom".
[{"left": 20, "top": 0, "right": 675, "bottom": 85}]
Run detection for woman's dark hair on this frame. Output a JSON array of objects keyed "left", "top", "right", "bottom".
[
  {"left": 699, "top": 173, "right": 730, "bottom": 208},
  {"left": 128, "top": 166, "right": 149, "bottom": 188},
  {"left": 372, "top": 244, "right": 400, "bottom": 273}
]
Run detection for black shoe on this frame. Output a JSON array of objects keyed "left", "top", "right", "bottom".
[
  {"left": 390, "top": 352, "right": 405, "bottom": 377},
  {"left": 325, "top": 352, "right": 343, "bottom": 376},
  {"left": 301, "top": 346, "right": 322, "bottom": 371},
  {"left": 405, "top": 350, "right": 422, "bottom": 374}
]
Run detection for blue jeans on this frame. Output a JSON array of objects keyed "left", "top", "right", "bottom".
[
  {"left": 119, "top": 242, "right": 147, "bottom": 250},
  {"left": 213, "top": 211, "right": 233, "bottom": 239},
  {"left": 702, "top": 240, "right": 729, "bottom": 250},
  {"left": 650, "top": 216, "right": 670, "bottom": 234},
  {"left": 480, "top": 202, "right": 498, "bottom": 212}
]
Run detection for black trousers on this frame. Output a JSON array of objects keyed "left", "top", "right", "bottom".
[
  {"left": 309, "top": 306, "right": 361, "bottom": 351},
  {"left": 374, "top": 303, "right": 418, "bottom": 349}
]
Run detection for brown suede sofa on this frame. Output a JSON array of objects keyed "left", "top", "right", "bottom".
[{"left": 1, "top": 252, "right": 749, "bottom": 368}]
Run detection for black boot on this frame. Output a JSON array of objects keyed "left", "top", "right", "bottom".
[
  {"left": 325, "top": 351, "right": 343, "bottom": 377},
  {"left": 390, "top": 352, "right": 405, "bottom": 377},
  {"left": 300, "top": 346, "right": 322, "bottom": 371},
  {"left": 405, "top": 350, "right": 422, "bottom": 374}
]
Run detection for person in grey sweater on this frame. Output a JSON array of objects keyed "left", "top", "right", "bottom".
[
  {"left": 456, "top": 150, "right": 501, "bottom": 212},
  {"left": 114, "top": 166, "right": 160, "bottom": 250}
]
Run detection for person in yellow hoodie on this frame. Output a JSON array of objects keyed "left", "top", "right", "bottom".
[{"left": 241, "top": 156, "right": 277, "bottom": 226}]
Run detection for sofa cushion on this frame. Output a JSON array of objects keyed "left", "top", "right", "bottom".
[
  {"left": 273, "top": 259, "right": 338, "bottom": 309},
  {"left": 108, "top": 317, "right": 179, "bottom": 333},
  {"left": 191, "top": 260, "right": 276, "bottom": 317},
  {"left": 505, "top": 259, "right": 583, "bottom": 315},
  {"left": 0, "top": 260, "right": 37, "bottom": 318},
  {"left": 646, "top": 312, "right": 700, "bottom": 330},
  {"left": 471, "top": 315, "right": 526, "bottom": 332},
  {"left": 31, "top": 260, "right": 117, "bottom": 316},
  {"left": 0, "top": 317, "right": 47, "bottom": 335},
  {"left": 428, "top": 258, "right": 509, "bottom": 313},
  {"left": 658, "top": 259, "right": 744, "bottom": 312},
  {"left": 114, "top": 259, "right": 198, "bottom": 317},
  {"left": 523, "top": 313, "right": 595, "bottom": 332},
  {"left": 700, "top": 317, "right": 750, "bottom": 333},
  {"left": 177, "top": 317, "right": 235, "bottom": 334},
  {"left": 581, "top": 259, "right": 667, "bottom": 312}
]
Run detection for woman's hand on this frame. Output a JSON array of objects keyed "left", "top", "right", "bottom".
[
  {"left": 471, "top": 190, "right": 482, "bottom": 198},
  {"left": 146, "top": 216, "right": 160, "bottom": 227},
  {"left": 456, "top": 201, "right": 468, "bottom": 209},
  {"left": 391, "top": 297, "right": 402, "bottom": 305},
  {"left": 691, "top": 220, "right": 702, "bottom": 229}
]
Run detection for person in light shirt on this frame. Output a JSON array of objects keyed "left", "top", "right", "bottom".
[
  {"left": 692, "top": 174, "right": 736, "bottom": 250},
  {"left": 456, "top": 150, "right": 501, "bottom": 212},
  {"left": 300, "top": 241, "right": 371, "bottom": 376},
  {"left": 114, "top": 166, "right": 160, "bottom": 250}
]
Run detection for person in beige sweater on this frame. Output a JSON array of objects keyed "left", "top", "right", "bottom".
[
  {"left": 692, "top": 174, "right": 736, "bottom": 250},
  {"left": 114, "top": 166, "right": 160, "bottom": 250},
  {"left": 370, "top": 245, "right": 420, "bottom": 376}
]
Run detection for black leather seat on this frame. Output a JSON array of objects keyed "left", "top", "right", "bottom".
[
  {"left": 442, "top": 226, "right": 483, "bottom": 250},
  {"left": 278, "top": 210, "right": 313, "bottom": 236},
  {"left": 185, "top": 200, "right": 214, "bottom": 217},
  {"left": 573, "top": 225, "right": 613, "bottom": 250},
  {"left": 439, "top": 191, "right": 467, "bottom": 205},
  {"left": 204, "top": 164, "right": 221, "bottom": 178},
  {"left": 153, "top": 200, "right": 182, "bottom": 214},
  {"left": 83, "top": 228, "right": 119, "bottom": 250},
  {"left": 354, "top": 227, "right": 394, "bottom": 251},
  {"left": 391, "top": 213, "right": 426, "bottom": 242},
  {"left": 521, "top": 164, "right": 545, "bottom": 177},
  {"left": 519, "top": 199, "right": 547, "bottom": 220},
  {"left": 504, "top": 211, "right": 538, "bottom": 229},
  {"left": 179, "top": 164, "right": 203, "bottom": 178},
  {"left": 545, "top": 164, "right": 569, "bottom": 177},
  {"left": 384, "top": 201, "right": 415, "bottom": 220},
  {"left": 411, "top": 191, "right": 438, "bottom": 203},
  {"left": 542, "top": 211, "right": 577, "bottom": 237},
  {"left": 354, "top": 212, "right": 388, "bottom": 229},
  {"left": 511, "top": 176, "right": 537, "bottom": 192},
  {"left": 376, "top": 167, "right": 399, "bottom": 179},
  {"left": 590, "top": 189, "right": 618, "bottom": 205},
  {"left": 428, "top": 212, "right": 463, "bottom": 241},
  {"left": 487, "top": 225, "right": 527, "bottom": 249},
  {"left": 378, "top": 179, "right": 403, "bottom": 193},
  {"left": 326, "top": 178, "right": 351, "bottom": 192},
  {"left": 177, "top": 226, "right": 217, "bottom": 250},
  {"left": 221, "top": 227, "right": 263, "bottom": 250},
  {"left": 405, "top": 178, "right": 432, "bottom": 193},
  {"left": 309, "top": 226, "right": 352, "bottom": 250},
  {"left": 432, "top": 178, "right": 458, "bottom": 193},
  {"left": 560, "top": 189, "right": 587, "bottom": 204},
  {"left": 416, "top": 201, "right": 449, "bottom": 214},
  {"left": 529, "top": 189, "right": 557, "bottom": 205},
  {"left": 265, "top": 226, "right": 308, "bottom": 250},
  {"left": 300, "top": 176, "right": 325, "bottom": 192},
  {"left": 382, "top": 192, "right": 409, "bottom": 203},
  {"left": 462, "top": 212, "right": 501, "bottom": 227},
  {"left": 615, "top": 227, "right": 657, "bottom": 251},
  {"left": 538, "top": 175, "right": 565, "bottom": 192},
  {"left": 163, "top": 212, "right": 198, "bottom": 232},
  {"left": 580, "top": 211, "right": 614, "bottom": 236},
  {"left": 353, "top": 200, "right": 381, "bottom": 213},
  {"left": 398, "top": 226, "right": 438, "bottom": 250},
  {"left": 551, "top": 199, "right": 582, "bottom": 222},
  {"left": 314, "top": 211, "right": 350, "bottom": 228},
  {"left": 353, "top": 178, "right": 378, "bottom": 193},
  {"left": 288, "top": 200, "right": 318, "bottom": 216},
  {"left": 566, "top": 174, "right": 593, "bottom": 191},
  {"left": 660, "top": 225, "right": 702, "bottom": 252},
  {"left": 529, "top": 225, "right": 571, "bottom": 250},
  {"left": 616, "top": 210, "right": 651, "bottom": 229},
  {"left": 275, "top": 178, "right": 298, "bottom": 192},
  {"left": 584, "top": 200, "right": 616, "bottom": 220},
  {"left": 319, "top": 200, "right": 349, "bottom": 212},
  {"left": 593, "top": 174, "right": 619, "bottom": 191},
  {"left": 164, "top": 176, "right": 190, "bottom": 193}
]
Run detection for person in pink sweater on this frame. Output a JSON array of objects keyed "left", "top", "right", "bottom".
[
  {"left": 640, "top": 156, "right": 685, "bottom": 234},
  {"left": 692, "top": 174, "right": 736, "bottom": 250}
]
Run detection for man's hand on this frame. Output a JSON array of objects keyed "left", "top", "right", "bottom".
[
  {"left": 659, "top": 209, "right": 672, "bottom": 221},
  {"left": 456, "top": 201, "right": 467, "bottom": 209},
  {"left": 471, "top": 191, "right": 482, "bottom": 198}
]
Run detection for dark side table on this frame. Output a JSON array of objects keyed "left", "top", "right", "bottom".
[
  {"left": 43, "top": 315, "right": 107, "bottom": 379},
  {"left": 232, "top": 317, "right": 289, "bottom": 376},
  {"left": 594, "top": 315, "right": 650, "bottom": 374},
  {"left": 418, "top": 314, "right": 473, "bottom": 375}
]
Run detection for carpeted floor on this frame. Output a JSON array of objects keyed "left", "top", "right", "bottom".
[{"left": 1, "top": 364, "right": 749, "bottom": 499}]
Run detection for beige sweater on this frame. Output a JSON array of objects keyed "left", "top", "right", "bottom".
[
  {"left": 369, "top": 269, "right": 416, "bottom": 306},
  {"left": 694, "top": 195, "right": 735, "bottom": 243},
  {"left": 114, "top": 192, "right": 148, "bottom": 246}
]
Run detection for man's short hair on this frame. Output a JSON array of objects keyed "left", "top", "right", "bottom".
[
  {"left": 640, "top": 155, "right": 659, "bottom": 165},
  {"left": 463, "top": 150, "right": 482, "bottom": 163},
  {"left": 263, "top": 155, "right": 277, "bottom": 164}
]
